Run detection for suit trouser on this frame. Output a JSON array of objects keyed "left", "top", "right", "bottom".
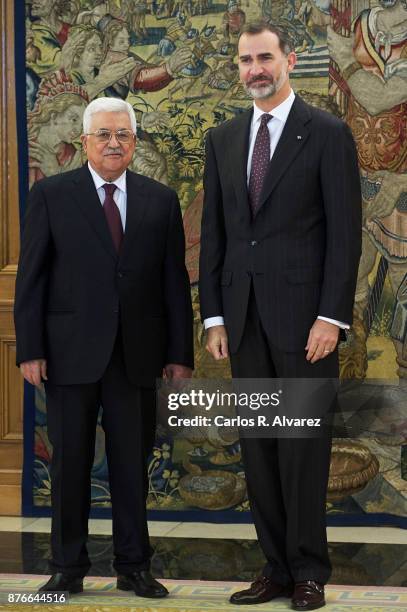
[
  {"left": 229, "top": 289, "right": 337, "bottom": 585},
  {"left": 45, "top": 333, "right": 156, "bottom": 577}
]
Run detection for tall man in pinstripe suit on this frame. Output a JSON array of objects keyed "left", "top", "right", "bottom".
[{"left": 199, "top": 22, "right": 361, "bottom": 609}]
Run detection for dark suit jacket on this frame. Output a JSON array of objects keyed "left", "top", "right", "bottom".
[
  {"left": 14, "top": 165, "right": 194, "bottom": 387},
  {"left": 199, "top": 96, "right": 362, "bottom": 353}
]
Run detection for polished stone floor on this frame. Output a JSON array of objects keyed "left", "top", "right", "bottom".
[{"left": 0, "top": 520, "right": 405, "bottom": 586}]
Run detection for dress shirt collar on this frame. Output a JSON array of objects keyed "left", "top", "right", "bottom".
[
  {"left": 87, "top": 161, "right": 127, "bottom": 193},
  {"left": 252, "top": 89, "right": 295, "bottom": 125}
]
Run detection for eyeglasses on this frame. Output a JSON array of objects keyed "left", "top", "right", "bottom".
[{"left": 86, "top": 129, "right": 135, "bottom": 144}]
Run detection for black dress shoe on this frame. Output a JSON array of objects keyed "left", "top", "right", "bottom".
[
  {"left": 38, "top": 573, "right": 83, "bottom": 594},
  {"left": 230, "top": 576, "right": 293, "bottom": 605},
  {"left": 292, "top": 581, "right": 325, "bottom": 610},
  {"left": 117, "top": 571, "right": 168, "bottom": 598}
]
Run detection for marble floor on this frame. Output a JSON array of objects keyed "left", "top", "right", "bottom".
[{"left": 0, "top": 518, "right": 405, "bottom": 586}]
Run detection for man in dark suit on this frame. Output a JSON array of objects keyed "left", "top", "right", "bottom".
[
  {"left": 199, "top": 22, "right": 361, "bottom": 610},
  {"left": 15, "top": 97, "right": 193, "bottom": 597}
]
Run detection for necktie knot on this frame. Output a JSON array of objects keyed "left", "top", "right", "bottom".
[
  {"left": 260, "top": 113, "right": 272, "bottom": 126},
  {"left": 103, "top": 183, "right": 117, "bottom": 198}
]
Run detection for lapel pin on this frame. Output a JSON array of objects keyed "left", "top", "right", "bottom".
[{"left": 297, "top": 135, "right": 302, "bottom": 140}]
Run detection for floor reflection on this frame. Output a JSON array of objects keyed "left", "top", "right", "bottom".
[{"left": 0, "top": 532, "right": 404, "bottom": 586}]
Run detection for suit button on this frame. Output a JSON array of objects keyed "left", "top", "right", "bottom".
[
  {"left": 118, "top": 272, "right": 123, "bottom": 278},
  {"left": 113, "top": 308, "right": 119, "bottom": 313},
  {"left": 251, "top": 240, "right": 258, "bottom": 246}
]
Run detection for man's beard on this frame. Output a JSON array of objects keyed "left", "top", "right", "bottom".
[{"left": 244, "top": 68, "right": 287, "bottom": 100}]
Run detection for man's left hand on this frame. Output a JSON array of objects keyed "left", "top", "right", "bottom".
[
  {"left": 164, "top": 364, "right": 193, "bottom": 379},
  {"left": 305, "top": 320, "right": 339, "bottom": 363}
]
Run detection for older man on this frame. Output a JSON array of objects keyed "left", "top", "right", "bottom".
[{"left": 15, "top": 97, "right": 193, "bottom": 597}]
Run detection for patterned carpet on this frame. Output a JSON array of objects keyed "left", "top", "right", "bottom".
[{"left": 0, "top": 575, "right": 406, "bottom": 611}]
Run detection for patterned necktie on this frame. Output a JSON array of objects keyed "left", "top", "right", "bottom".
[
  {"left": 248, "top": 113, "right": 272, "bottom": 216},
  {"left": 102, "top": 183, "right": 123, "bottom": 253}
]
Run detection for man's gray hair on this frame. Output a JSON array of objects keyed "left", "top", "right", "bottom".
[{"left": 83, "top": 97, "right": 137, "bottom": 134}]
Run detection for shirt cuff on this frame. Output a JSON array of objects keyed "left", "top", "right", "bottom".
[
  {"left": 206, "top": 315, "right": 349, "bottom": 329},
  {"left": 318, "top": 316, "right": 350, "bottom": 330},
  {"left": 204, "top": 316, "right": 225, "bottom": 329}
]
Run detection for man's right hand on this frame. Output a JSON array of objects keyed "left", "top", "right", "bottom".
[
  {"left": 205, "top": 325, "right": 229, "bottom": 360},
  {"left": 20, "top": 359, "right": 47, "bottom": 387}
]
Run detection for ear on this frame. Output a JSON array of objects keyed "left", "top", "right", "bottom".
[
  {"left": 287, "top": 51, "right": 297, "bottom": 72},
  {"left": 81, "top": 134, "right": 87, "bottom": 154}
]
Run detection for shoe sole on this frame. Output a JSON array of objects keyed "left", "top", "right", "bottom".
[
  {"left": 291, "top": 600, "right": 325, "bottom": 611},
  {"left": 230, "top": 599, "right": 282, "bottom": 605},
  {"left": 38, "top": 585, "right": 83, "bottom": 595},
  {"left": 230, "top": 591, "right": 294, "bottom": 605},
  {"left": 117, "top": 581, "right": 168, "bottom": 598}
]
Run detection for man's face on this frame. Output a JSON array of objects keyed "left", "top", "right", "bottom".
[
  {"left": 82, "top": 111, "right": 136, "bottom": 180},
  {"left": 238, "top": 31, "right": 295, "bottom": 100}
]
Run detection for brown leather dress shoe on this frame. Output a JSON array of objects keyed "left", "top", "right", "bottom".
[
  {"left": 292, "top": 581, "right": 325, "bottom": 610},
  {"left": 230, "top": 576, "right": 293, "bottom": 605}
]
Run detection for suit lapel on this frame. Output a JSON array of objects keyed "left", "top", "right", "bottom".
[
  {"left": 118, "top": 170, "right": 148, "bottom": 264},
  {"left": 71, "top": 165, "right": 118, "bottom": 261},
  {"left": 229, "top": 109, "right": 252, "bottom": 224},
  {"left": 255, "top": 96, "right": 312, "bottom": 217}
]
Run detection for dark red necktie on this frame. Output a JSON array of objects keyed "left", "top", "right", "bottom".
[
  {"left": 248, "top": 113, "right": 272, "bottom": 216},
  {"left": 102, "top": 183, "right": 123, "bottom": 253}
]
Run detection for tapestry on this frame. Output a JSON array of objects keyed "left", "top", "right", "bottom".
[{"left": 21, "top": 0, "right": 407, "bottom": 523}]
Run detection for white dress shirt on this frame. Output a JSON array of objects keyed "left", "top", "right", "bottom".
[
  {"left": 88, "top": 162, "right": 127, "bottom": 229},
  {"left": 246, "top": 89, "right": 295, "bottom": 184},
  {"left": 204, "top": 91, "right": 349, "bottom": 331}
]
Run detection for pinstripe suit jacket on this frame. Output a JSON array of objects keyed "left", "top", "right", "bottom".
[{"left": 199, "top": 95, "right": 362, "bottom": 353}]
